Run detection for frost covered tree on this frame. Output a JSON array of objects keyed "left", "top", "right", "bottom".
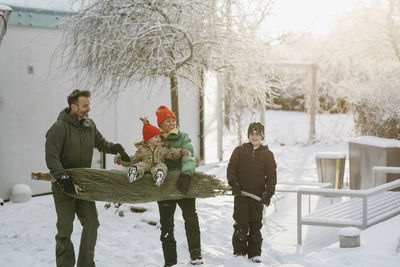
[
  {"left": 314, "top": 0, "right": 400, "bottom": 138},
  {"left": 61, "top": 0, "right": 279, "bottom": 125},
  {"left": 62, "top": 0, "right": 219, "bottom": 121},
  {"left": 205, "top": 0, "right": 279, "bottom": 137}
]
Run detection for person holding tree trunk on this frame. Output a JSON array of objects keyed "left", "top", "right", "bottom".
[
  {"left": 155, "top": 105, "right": 203, "bottom": 266},
  {"left": 226, "top": 122, "right": 277, "bottom": 263},
  {"left": 45, "top": 89, "right": 130, "bottom": 267}
]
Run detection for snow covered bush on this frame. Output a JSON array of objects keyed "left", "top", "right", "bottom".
[
  {"left": 310, "top": 0, "right": 400, "bottom": 137},
  {"left": 352, "top": 80, "right": 400, "bottom": 139}
]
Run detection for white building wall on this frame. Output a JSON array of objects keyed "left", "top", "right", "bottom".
[{"left": 0, "top": 25, "right": 200, "bottom": 200}]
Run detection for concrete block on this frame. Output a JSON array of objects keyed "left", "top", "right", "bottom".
[{"left": 339, "top": 227, "right": 361, "bottom": 248}]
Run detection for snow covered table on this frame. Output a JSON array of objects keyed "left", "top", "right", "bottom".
[
  {"left": 297, "top": 179, "right": 400, "bottom": 244},
  {"left": 349, "top": 136, "right": 400, "bottom": 189}
]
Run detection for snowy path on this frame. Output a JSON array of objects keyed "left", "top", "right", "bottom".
[
  {"left": 1, "top": 140, "right": 399, "bottom": 266},
  {"left": 1, "top": 111, "right": 399, "bottom": 266}
]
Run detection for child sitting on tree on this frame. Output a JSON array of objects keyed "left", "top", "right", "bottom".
[
  {"left": 226, "top": 122, "right": 277, "bottom": 263},
  {"left": 115, "top": 118, "right": 190, "bottom": 186}
]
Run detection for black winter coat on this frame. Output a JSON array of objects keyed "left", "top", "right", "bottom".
[{"left": 227, "top": 142, "right": 277, "bottom": 198}]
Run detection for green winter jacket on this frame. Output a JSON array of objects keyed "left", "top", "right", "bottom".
[
  {"left": 163, "top": 128, "right": 195, "bottom": 176},
  {"left": 45, "top": 108, "right": 115, "bottom": 180}
]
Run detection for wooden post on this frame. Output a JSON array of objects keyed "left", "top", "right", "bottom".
[
  {"left": 309, "top": 64, "right": 317, "bottom": 142},
  {"left": 267, "top": 61, "right": 319, "bottom": 143},
  {"left": 297, "top": 191, "right": 302, "bottom": 244},
  {"left": 217, "top": 73, "right": 223, "bottom": 161},
  {"left": 260, "top": 103, "right": 265, "bottom": 129}
]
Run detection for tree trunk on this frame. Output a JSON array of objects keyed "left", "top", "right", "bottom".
[
  {"left": 199, "top": 66, "right": 205, "bottom": 164},
  {"left": 224, "top": 0, "right": 232, "bottom": 130},
  {"left": 387, "top": 0, "right": 400, "bottom": 62},
  {"left": 237, "top": 113, "right": 242, "bottom": 145},
  {"left": 170, "top": 72, "right": 180, "bottom": 126},
  {"left": 224, "top": 89, "right": 231, "bottom": 129}
]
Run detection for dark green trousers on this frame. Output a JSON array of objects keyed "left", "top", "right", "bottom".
[
  {"left": 157, "top": 198, "right": 201, "bottom": 265},
  {"left": 232, "top": 196, "right": 263, "bottom": 258},
  {"left": 52, "top": 183, "right": 99, "bottom": 267}
]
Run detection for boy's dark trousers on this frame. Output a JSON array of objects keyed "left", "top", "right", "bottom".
[
  {"left": 52, "top": 183, "right": 99, "bottom": 267},
  {"left": 157, "top": 198, "right": 201, "bottom": 265},
  {"left": 232, "top": 196, "right": 263, "bottom": 258}
]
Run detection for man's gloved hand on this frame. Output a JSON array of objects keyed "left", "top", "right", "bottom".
[
  {"left": 177, "top": 174, "right": 192, "bottom": 195},
  {"left": 231, "top": 185, "right": 241, "bottom": 196},
  {"left": 57, "top": 175, "right": 77, "bottom": 195},
  {"left": 111, "top": 143, "right": 130, "bottom": 162},
  {"left": 260, "top": 191, "right": 270, "bottom": 206}
]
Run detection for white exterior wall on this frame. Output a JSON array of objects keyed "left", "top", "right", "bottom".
[{"left": 0, "top": 25, "right": 200, "bottom": 200}]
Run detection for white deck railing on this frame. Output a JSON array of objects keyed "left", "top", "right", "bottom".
[{"left": 297, "top": 168, "right": 400, "bottom": 244}]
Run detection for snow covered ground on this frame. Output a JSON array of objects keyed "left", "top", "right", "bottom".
[{"left": 1, "top": 110, "right": 399, "bottom": 266}]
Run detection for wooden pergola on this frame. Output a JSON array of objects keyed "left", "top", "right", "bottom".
[
  {"left": 268, "top": 61, "right": 319, "bottom": 142},
  {"left": 214, "top": 61, "right": 318, "bottom": 162}
]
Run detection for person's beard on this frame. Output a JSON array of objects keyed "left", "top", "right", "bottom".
[{"left": 77, "top": 107, "right": 89, "bottom": 120}]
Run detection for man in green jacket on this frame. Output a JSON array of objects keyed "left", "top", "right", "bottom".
[{"left": 45, "top": 89, "right": 130, "bottom": 267}]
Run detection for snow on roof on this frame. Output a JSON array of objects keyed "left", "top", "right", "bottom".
[
  {"left": 0, "top": 4, "right": 12, "bottom": 10},
  {"left": 0, "top": 0, "right": 88, "bottom": 12},
  {"left": 349, "top": 136, "right": 400, "bottom": 148}
]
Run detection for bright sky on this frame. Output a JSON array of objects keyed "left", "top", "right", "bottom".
[{"left": 263, "top": 0, "right": 359, "bottom": 35}]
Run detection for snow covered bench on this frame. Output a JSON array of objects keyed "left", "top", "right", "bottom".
[{"left": 297, "top": 176, "right": 400, "bottom": 244}]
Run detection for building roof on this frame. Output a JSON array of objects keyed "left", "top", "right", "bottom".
[
  {"left": 0, "top": 0, "right": 83, "bottom": 12},
  {"left": 0, "top": 0, "right": 89, "bottom": 28}
]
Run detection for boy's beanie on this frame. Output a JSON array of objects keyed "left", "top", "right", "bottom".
[
  {"left": 248, "top": 122, "right": 265, "bottom": 139},
  {"left": 141, "top": 117, "right": 161, "bottom": 140},
  {"left": 156, "top": 105, "right": 176, "bottom": 126}
]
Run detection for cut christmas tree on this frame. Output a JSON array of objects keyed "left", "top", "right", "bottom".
[{"left": 32, "top": 168, "right": 229, "bottom": 204}]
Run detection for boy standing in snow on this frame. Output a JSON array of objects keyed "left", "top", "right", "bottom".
[
  {"left": 115, "top": 118, "right": 190, "bottom": 186},
  {"left": 226, "top": 122, "right": 277, "bottom": 263}
]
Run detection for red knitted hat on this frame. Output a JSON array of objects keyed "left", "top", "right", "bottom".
[
  {"left": 142, "top": 119, "right": 161, "bottom": 141},
  {"left": 156, "top": 105, "right": 176, "bottom": 126}
]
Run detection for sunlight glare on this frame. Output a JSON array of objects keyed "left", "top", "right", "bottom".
[{"left": 263, "top": 0, "right": 359, "bottom": 36}]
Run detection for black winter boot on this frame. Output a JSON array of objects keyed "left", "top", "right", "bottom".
[
  {"left": 164, "top": 261, "right": 177, "bottom": 267},
  {"left": 162, "top": 244, "right": 177, "bottom": 267},
  {"left": 190, "top": 248, "right": 203, "bottom": 265}
]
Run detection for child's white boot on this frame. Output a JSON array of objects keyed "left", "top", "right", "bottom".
[
  {"left": 155, "top": 169, "right": 165, "bottom": 187},
  {"left": 127, "top": 166, "right": 138, "bottom": 182}
]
